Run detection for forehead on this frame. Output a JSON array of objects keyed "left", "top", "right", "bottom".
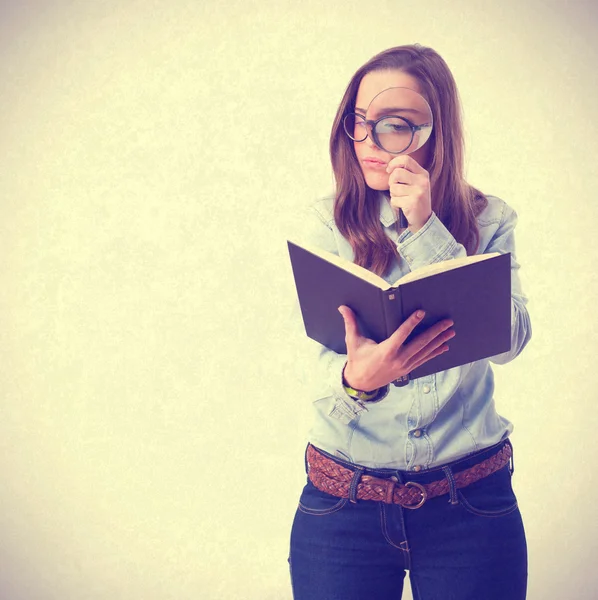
[{"left": 355, "top": 70, "right": 423, "bottom": 110}]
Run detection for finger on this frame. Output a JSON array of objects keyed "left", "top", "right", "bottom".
[
  {"left": 386, "top": 309, "right": 426, "bottom": 348},
  {"left": 389, "top": 183, "right": 410, "bottom": 201},
  {"left": 404, "top": 342, "right": 449, "bottom": 373},
  {"left": 386, "top": 154, "right": 426, "bottom": 175},
  {"left": 389, "top": 193, "right": 411, "bottom": 216},
  {"left": 402, "top": 327, "right": 455, "bottom": 369},
  {"left": 389, "top": 196, "right": 405, "bottom": 214},
  {"left": 388, "top": 167, "right": 415, "bottom": 186},
  {"left": 338, "top": 305, "right": 361, "bottom": 353},
  {"left": 385, "top": 156, "right": 408, "bottom": 173},
  {"left": 401, "top": 319, "right": 454, "bottom": 360}
]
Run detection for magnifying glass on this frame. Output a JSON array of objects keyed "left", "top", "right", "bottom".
[{"left": 344, "top": 87, "right": 433, "bottom": 227}]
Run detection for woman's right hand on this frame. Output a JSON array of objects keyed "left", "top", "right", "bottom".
[{"left": 338, "top": 306, "right": 455, "bottom": 392}]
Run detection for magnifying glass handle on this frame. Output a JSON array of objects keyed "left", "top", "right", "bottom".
[{"left": 398, "top": 208, "right": 407, "bottom": 229}]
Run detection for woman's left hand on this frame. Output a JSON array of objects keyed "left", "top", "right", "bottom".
[{"left": 386, "top": 155, "right": 432, "bottom": 233}]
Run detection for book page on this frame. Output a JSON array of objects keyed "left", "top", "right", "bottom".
[
  {"left": 394, "top": 252, "right": 501, "bottom": 286},
  {"left": 288, "top": 239, "right": 391, "bottom": 290}
]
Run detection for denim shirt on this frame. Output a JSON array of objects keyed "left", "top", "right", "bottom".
[{"left": 291, "top": 192, "right": 531, "bottom": 470}]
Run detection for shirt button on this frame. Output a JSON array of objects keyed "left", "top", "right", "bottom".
[
  {"left": 413, "top": 429, "right": 422, "bottom": 438},
  {"left": 422, "top": 385, "right": 431, "bottom": 394},
  {"left": 412, "top": 465, "right": 422, "bottom": 472}
]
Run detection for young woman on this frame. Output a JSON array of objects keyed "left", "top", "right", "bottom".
[{"left": 288, "top": 45, "right": 531, "bottom": 600}]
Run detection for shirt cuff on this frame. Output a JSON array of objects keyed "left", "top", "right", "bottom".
[
  {"left": 326, "top": 357, "right": 390, "bottom": 424},
  {"left": 323, "top": 354, "right": 364, "bottom": 424}
]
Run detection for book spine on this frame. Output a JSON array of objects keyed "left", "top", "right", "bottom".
[
  {"left": 382, "top": 287, "right": 403, "bottom": 339},
  {"left": 382, "top": 288, "right": 411, "bottom": 385}
]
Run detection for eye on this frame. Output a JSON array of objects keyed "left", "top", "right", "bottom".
[
  {"left": 376, "top": 117, "right": 412, "bottom": 134},
  {"left": 388, "top": 123, "right": 410, "bottom": 132}
]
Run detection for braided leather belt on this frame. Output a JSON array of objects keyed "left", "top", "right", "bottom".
[{"left": 306, "top": 443, "right": 512, "bottom": 509}]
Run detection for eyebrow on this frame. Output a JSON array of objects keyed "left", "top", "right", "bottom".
[{"left": 356, "top": 106, "right": 423, "bottom": 115}]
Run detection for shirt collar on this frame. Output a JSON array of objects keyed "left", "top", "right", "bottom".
[{"left": 378, "top": 192, "right": 398, "bottom": 228}]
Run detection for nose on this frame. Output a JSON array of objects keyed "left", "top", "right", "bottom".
[
  {"left": 362, "top": 127, "right": 379, "bottom": 149},
  {"left": 364, "top": 131, "right": 386, "bottom": 154}
]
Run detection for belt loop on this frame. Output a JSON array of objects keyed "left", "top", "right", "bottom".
[
  {"left": 442, "top": 465, "right": 459, "bottom": 505},
  {"left": 348, "top": 467, "right": 365, "bottom": 504},
  {"left": 505, "top": 439, "right": 514, "bottom": 475},
  {"left": 304, "top": 444, "right": 310, "bottom": 474}
]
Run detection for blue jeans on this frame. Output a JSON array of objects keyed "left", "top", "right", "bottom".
[{"left": 289, "top": 440, "right": 527, "bottom": 600}]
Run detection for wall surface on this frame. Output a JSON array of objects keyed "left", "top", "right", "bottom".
[{"left": 1, "top": 0, "right": 597, "bottom": 598}]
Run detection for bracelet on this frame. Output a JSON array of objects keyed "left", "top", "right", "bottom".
[{"left": 341, "top": 363, "right": 383, "bottom": 402}]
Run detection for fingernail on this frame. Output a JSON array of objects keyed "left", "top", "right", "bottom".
[{"left": 417, "top": 310, "right": 425, "bottom": 318}]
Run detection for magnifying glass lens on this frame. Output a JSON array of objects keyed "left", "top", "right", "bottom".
[{"left": 365, "top": 87, "right": 433, "bottom": 155}]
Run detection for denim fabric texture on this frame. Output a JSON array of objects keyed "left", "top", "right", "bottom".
[
  {"left": 290, "top": 193, "right": 532, "bottom": 470},
  {"left": 289, "top": 440, "right": 527, "bottom": 600}
]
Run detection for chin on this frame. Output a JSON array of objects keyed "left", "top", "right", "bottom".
[{"left": 364, "top": 173, "right": 390, "bottom": 191}]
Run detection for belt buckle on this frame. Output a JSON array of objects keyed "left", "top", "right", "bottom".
[{"left": 402, "top": 481, "right": 427, "bottom": 509}]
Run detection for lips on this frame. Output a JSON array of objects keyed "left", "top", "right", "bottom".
[{"left": 363, "top": 157, "right": 388, "bottom": 169}]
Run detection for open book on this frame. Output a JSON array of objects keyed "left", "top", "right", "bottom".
[{"left": 287, "top": 240, "right": 512, "bottom": 381}]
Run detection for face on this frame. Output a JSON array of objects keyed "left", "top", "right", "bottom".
[{"left": 352, "top": 69, "right": 431, "bottom": 191}]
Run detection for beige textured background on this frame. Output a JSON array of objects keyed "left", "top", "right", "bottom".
[{"left": 1, "top": 0, "right": 597, "bottom": 598}]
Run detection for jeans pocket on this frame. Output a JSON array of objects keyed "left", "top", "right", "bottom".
[
  {"left": 298, "top": 480, "right": 349, "bottom": 516},
  {"left": 457, "top": 465, "right": 519, "bottom": 518}
]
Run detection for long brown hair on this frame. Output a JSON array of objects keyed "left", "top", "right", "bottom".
[{"left": 330, "top": 44, "right": 487, "bottom": 276}]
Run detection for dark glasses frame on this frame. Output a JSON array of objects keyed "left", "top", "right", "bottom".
[{"left": 343, "top": 112, "right": 431, "bottom": 154}]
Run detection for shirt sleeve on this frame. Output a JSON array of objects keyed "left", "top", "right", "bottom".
[
  {"left": 484, "top": 203, "right": 532, "bottom": 364},
  {"left": 395, "top": 201, "right": 531, "bottom": 365},
  {"left": 287, "top": 201, "right": 378, "bottom": 425},
  {"left": 395, "top": 211, "right": 467, "bottom": 268}
]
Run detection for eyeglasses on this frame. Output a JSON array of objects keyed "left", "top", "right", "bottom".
[{"left": 343, "top": 112, "right": 432, "bottom": 154}]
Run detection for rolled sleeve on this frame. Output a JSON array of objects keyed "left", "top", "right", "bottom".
[
  {"left": 396, "top": 212, "right": 467, "bottom": 271},
  {"left": 287, "top": 201, "right": 373, "bottom": 424}
]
